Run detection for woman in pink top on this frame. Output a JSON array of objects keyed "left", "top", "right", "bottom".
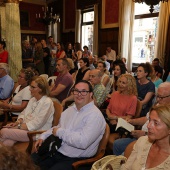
[
  {"left": 106, "top": 74, "right": 137, "bottom": 133},
  {"left": 0, "top": 41, "right": 8, "bottom": 63}
]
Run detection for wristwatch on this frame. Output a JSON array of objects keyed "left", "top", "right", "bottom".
[{"left": 18, "top": 123, "right": 21, "bottom": 129}]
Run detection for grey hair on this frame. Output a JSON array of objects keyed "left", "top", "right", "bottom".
[
  {"left": 0, "top": 63, "right": 9, "bottom": 74},
  {"left": 158, "top": 82, "right": 170, "bottom": 89}
]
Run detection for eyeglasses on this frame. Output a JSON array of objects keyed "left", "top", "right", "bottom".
[
  {"left": 30, "top": 85, "right": 38, "bottom": 89},
  {"left": 156, "top": 94, "right": 170, "bottom": 100},
  {"left": 72, "top": 89, "right": 90, "bottom": 96}
]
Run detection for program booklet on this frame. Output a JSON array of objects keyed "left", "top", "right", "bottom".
[{"left": 116, "top": 118, "right": 134, "bottom": 132}]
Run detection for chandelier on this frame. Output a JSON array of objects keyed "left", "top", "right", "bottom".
[
  {"left": 132, "top": 0, "right": 169, "bottom": 13},
  {"left": 36, "top": 6, "right": 60, "bottom": 25}
]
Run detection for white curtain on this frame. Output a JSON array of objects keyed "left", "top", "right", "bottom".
[
  {"left": 93, "top": 4, "right": 98, "bottom": 55},
  {"left": 75, "top": 9, "right": 81, "bottom": 43},
  {"left": 154, "top": 1, "right": 170, "bottom": 67},
  {"left": 118, "top": 0, "right": 135, "bottom": 71}
]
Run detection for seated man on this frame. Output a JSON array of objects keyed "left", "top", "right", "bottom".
[
  {"left": 32, "top": 80, "right": 106, "bottom": 170},
  {"left": 113, "top": 82, "right": 170, "bottom": 155},
  {"left": 50, "top": 58, "right": 73, "bottom": 103},
  {"left": 0, "top": 63, "right": 14, "bottom": 100},
  {"left": 89, "top": 69, "right": 106, "bottom": 107}
]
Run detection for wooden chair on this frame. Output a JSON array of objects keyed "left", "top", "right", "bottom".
[
  {"left": 72, "top": 123, "right": 110, "bottom": 170},
  {"left": 14, "top": 101, "right": 63, "bottom": 153},
  {"left": 135, "top": 100, "right": 142, "bottom": 118}
]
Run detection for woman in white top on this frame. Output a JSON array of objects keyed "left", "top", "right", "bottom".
[
  {"left": 0, "top": 76, "right": 54, "bottom": 146},
  {"left": 0, "top": 68, "right": 34, "bottom": 116}
]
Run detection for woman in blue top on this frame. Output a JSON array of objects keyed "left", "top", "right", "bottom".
[{"left": 136, "top": 62, "right": 155, "bottom": 117}]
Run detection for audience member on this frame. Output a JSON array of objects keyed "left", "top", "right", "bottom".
[
  {"left": 47, "top": 36, "right": 54, "bottom": 50},
  {"left": 101, "top": 55, "right": 110, "bottom": 71},
  {"left": 22, "top": 40, "right": 33, "bottom": 68},
  {"left": 50, "top": 58, "right": 73, "bottom": 103},
  {"left": 0, "top": 63, "right": 14, "bottom": 100},
  {"left": 56, "top": 42, "right": 66, "bottom": 59},
  {"left": 0, "top": 146, "right": 39, "bottom": 170},
  {"left": 151, "top": 65, "right": 163, "bottom": 88},
  {"left": 0, "top": 40, "right": 8, "bottom": 63},
  {"left": 31, "top": 80, "right": 106, "bottom": 170},
  {"left": 136, "top": 62, "right": 155, "bottom": 117},
  {"left": 113, "top": 82, "right": 170, "bottom": 156},
  {"left": 82, "top": 45, "right": 91, "bottom": 58},
  {"left": 121, "top": 104, "right": 170, "bottom": 170},
  {"left": 41, "top": 39, "right": 51, "bottom": 75},
  {"left": 106, "top": 46, "right": 116, "bottom": 63},
  {"left": 0, "top": 76, "right": 54, "bottom": 146},
  {"left": 0, "top": 69, "right": 34, "bottom": 120},
  {"left": 152, "top": 58, "right": 163, "bottom": 78},
  {"left": 34, "top": 42, "right": 45, "bottom": 74},
  {"left": 93, "top": 55, "right": 99, "bottom": 68},
  {"left": 106, "top": 74, "right": 137, "bottom": 133},
  {"left": 89, "top": 69, "right": 106, "bottom": 107},
  {"left": 72, "top": 58, "right": 90, "bottom": 83},
  {"left": 30, "top": 37, "right": 38, "bottom": 58},
  {"left": 72, "top": 42, "right": 82, "bottom": 61},
  {"left": 88, "top": 55, "right": 95, "bottom": 70},
  {"left": 65, "top": 42, "right": 73, "bottom": 59}
]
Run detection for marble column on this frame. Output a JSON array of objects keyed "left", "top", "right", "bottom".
[
  {"left": 5, "top": 0, "right": 22, "bottom": 81},
  {"left": 0, "top": 5, "right": 6, "bottom": 41}
]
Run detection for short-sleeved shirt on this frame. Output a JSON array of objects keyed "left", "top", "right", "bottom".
[
  {"left": 11, "top": 85, "right": 32, "bottom": 115},
  {"left": 136, "top": 80, "right": 155, "bottom": 117},
  {"left": 0, "top": 51, "right": 8, "bottom": 63},
  {"left": 107, "top": 91, "right": 137, "bottom": 117},
  {"left": 52, "top": 72, "right": 73, "bottom": 102}
]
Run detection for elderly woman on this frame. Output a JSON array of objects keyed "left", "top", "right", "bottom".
[
  {"left": 106, "top": 74, "right": 137, "bottom": 133},
  {"left": 0, "top": 76, "right": 54, "bottom": 146},
  {"left": 0, "top": 68, "right": 34, "bottom": 117},
  {"left": 121, "top": 104, "right": 170, "bottom": 170}
]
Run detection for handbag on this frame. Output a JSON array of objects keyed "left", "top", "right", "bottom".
[
  {"left": 38, "top": 134, "right": 62, "bottom": 157},
  {"left": 91, "top": 155, "right": 127, "bottom": 170}
]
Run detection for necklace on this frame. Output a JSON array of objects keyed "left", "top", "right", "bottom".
[{"left": 31, "top": 101, "right": 39, "bottom": 114}]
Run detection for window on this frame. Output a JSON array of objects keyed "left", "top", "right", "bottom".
[
  {"left": 132, "top": 3, "right": 160, "bottom": 64},
  {"left": 81, "top": 9, "right": 94, "bottom": 53}
]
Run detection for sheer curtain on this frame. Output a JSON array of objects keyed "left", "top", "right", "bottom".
[
  {"left": 75, "top": 9, "right": 81, "bottom": 43},
  {"left": 118, "top": 0, "right": 135, "bottom": 71},
  {"left": 154, "top": 1, "right": 170, "bottom": 67},
  {"left": 93, "top": 4, "right": 98, "bottom": 55}
]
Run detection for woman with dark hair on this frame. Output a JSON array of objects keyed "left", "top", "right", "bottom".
[
  {"left": 73, "top": 58, "right": 90, "bottom": 83},
  {"left": 56, "top": 42, "right": 66, "bottom": 59},
  {"left": 136, "top": 62, "right": 155, "bottom": 117},
  {"left": 151, "top": 65, "right": 163, "bottom": 88},
  {"left": 0, "top": 76, "right": 54, "bottom": 146},
  {"left": 65, "top": 42, "right": 73, "bottom": 59},
  {"left": 0, "top": 40, "right": 8, "bottom": 63},
  {"left": 82, "top": 45, "right": 91, "bottom": 58}
]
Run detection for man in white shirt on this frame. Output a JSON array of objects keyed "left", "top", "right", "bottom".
[
  {"left": 32, "top": 80, "right": 106, "bottom": 170},
  {"left": 106, "top": 46, "right": 116, "bottom": 62}
]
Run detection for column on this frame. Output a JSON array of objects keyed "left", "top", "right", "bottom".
[
  {"left": 53, "top": 22, "right": 57, "bottom": 43},
  {"left": 5, "top": 0, "right": 22, "bottom": 81},
  {"left": 0, "top": 5, "right": 6, "bottom": 41}
]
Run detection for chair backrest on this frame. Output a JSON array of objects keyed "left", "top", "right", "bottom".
[
  {"left": 96, "top": 123, "right": 110, "bottom": 155},
  {"left": 48, "top": 76, "right": 57, "bottom": 86},
  {"left": 52, "top": 101, "right": 63, "bottom": 126},
  {"left": 135, "top": 100, "right": 142, "bottom": 118},
  {"left": 40, "top": 74, "right": 49, "bottom": 80}
]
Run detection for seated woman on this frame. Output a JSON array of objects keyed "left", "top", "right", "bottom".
[
  {"left": 106, "top": 74, "right": 137, "bottom": 133},
  {"left": 0, "top": 68, "right": 35, "bottom": 119},
  {"left": 72, "top": 58, "right": 90, "bottom": 83},
  {"left": 0, "top": 76, "right": 54, "bottom": 146},
  {"left": 121, "top": 104, "right": 170, "bottom": 170},
  {"left": 136, "top": 62, "right": 155, "bottom": 117}
]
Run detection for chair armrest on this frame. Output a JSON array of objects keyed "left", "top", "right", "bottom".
[
  {"left": 26, "top": 130, "right": 46, "bottom": 154},
  {"left": 72, "top": 150, "right": 105, "bottom": 170}
]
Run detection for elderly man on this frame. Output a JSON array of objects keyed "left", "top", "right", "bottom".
[
  {"left": 50, "top": 58, "right": 73, "bottom": 103},
  {"left": 0, "top": 63, "right": 14, "bottom": 100},
  {"left": 106, "top": 46, "right": 116, "bottom": 63},
  {"left": 32, "top": 80, "right": 106, "bottom": 170},
  {"left": 89, "top": 69, "right": 106, "bottom": 107},
  {"left": 113, "top": 82, "right": 170, "bottom": 155}
]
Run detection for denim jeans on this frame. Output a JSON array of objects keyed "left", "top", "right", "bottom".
[{"left": 113, "top": 138, "right": 136, "bottom": 155}]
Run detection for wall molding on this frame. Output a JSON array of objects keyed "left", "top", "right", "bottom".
[{"left": 21, "top": 30, "right": 46, "bottom": 34}]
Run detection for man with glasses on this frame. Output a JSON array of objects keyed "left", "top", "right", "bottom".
[
  {"left": 0, "top": 63, "right": 14, "bottom": 100},
  {"left": 32, "top": 80, "right": 106, "bottom": 170},
  {"left": 112, "top": 82, "right": 170, "bottom": 156}
]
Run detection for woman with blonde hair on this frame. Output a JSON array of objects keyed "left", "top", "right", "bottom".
[
  {"left": 121, "top": 104, "right": 170, "bottom": 170},
  {"left": 106, "top": 74, "right": 137, "bottom": 133},
  {"left": 0, "top": 76, "right": 54, "bottom": 146}
]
